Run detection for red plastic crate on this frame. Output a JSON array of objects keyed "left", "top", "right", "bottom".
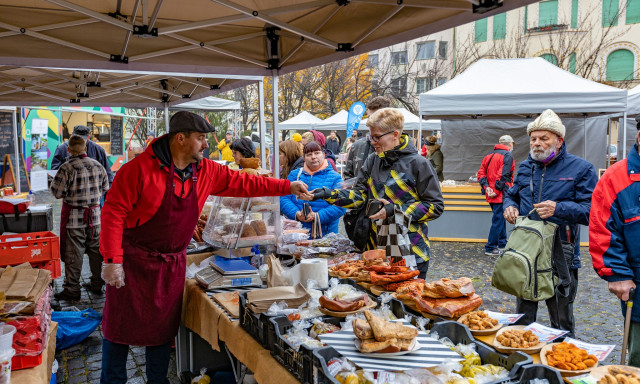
[
  {"left": 0, "top": 231, "right": 59, "bottom": 266},
  {"left": 11, "top": 352, "right": 43, "bottom": 370},
  {"left": 31, "top": 259, "right": 61, "bottom": 279}
]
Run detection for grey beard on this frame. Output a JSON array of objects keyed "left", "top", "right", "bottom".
[{"left": 530, "top": 145, "right": 556, "bottom": 162}]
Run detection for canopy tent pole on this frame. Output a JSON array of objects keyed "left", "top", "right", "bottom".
[
  {"left": 164, "top": 102, "right": 170, "bottom": 132},
  {"left": 418, "top": 100, "right": 423, "bottom": 149},
  {"left": 258, "top": 79, "right": 267, "bottom": 168},
  {"left": 272, "top": 74, "right": 280, "bottom": 177},
  {"left": 623, "top": 112, "right": 628, "bottom": 160}
]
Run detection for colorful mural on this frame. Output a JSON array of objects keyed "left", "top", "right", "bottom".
[
  {"left": 21, "top": 106, "right": 126, "bottom": 172},
  {"left": 21, "top": 108, "right": 61, "bottom": 171}
]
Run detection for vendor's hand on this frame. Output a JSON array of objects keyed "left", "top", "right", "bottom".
[
  {"left": 296, "top": 210, "right": 314, "bottom": 222},
  {"left": 369, "top": 198, "right": 391, "bottom": 221},
  {"left": 504, "top": 206, "right": 519, "bottom": 224},
  {"left": 101, "top": 263, "right": 125, "bottom": 288},
  {"left": 533, "top": 200, "right": 557, "bottom": 219},
  {"left": 290, "top": 181, "right": 312, "bottom": 199},
  {"left": 609, "top": 280, "right": 636, "bottom": 301}
]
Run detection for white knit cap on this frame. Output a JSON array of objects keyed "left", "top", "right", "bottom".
[{"left": 527, "top": 109, "right": 565, "bottom": 138}]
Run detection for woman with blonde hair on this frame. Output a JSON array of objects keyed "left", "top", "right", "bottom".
[
  {"left": 279, "top": 139, "right": 303, "bottom": 179},
  {"left": 302, "top": 108, "right": 444, "bottom": 278}
]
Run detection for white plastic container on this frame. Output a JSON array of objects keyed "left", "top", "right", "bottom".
[
  {"left": 0, "top": 325, "right": 15, "bottom": 353},
  {"left": 0, "top": 349, "right": 14, "bottom": 384}
]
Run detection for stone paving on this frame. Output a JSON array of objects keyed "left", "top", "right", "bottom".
[{"left": 35, "top": 190, "right": 625, "bottom": 383}]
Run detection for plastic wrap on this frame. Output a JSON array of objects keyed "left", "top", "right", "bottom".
[
  {"left": 309, "top": 319, "right": 340, "bottom": 339},
  {"left": 265, "top": 301, "right": 298, "bottom": 317},
  {"left": 324, "top": 278, "right": 363, "bottom": 301},
  {"left": 191, "top": 368, "right": 211, "bottom": 384},
  {"left": 283, "top": 320, "right": 323, "bottom": 351}
]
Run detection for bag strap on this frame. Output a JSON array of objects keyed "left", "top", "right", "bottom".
[
  {"left": 0, "top": 214, "right": 6, "bottom": 234},
  {"left": 552, "top": 227, "right": 572, "bottom": 298},
  {"left": 26, "top": 211, "right": 32, "bottom": 232}
]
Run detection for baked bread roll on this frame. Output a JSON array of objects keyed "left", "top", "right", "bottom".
[
  {"left": 364, "top": 310, "right": 418, "bottom": 341},
  {"left": 353, "top": 319, "right": 373, "bottom": 340},
  {"left": 240, "top": 168, "right": 259, "bottom": 176},
  {"left": 239, "top": 158, "right": 260, "bottom": 169},
  {"left": 250, "top": 220, "right": 268, "bottom": 236},
  {"left": 241, "top": 225, "right": 257, "bottom": 238}
]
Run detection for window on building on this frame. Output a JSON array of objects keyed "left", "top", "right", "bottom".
[
  {"left": 437, "top": 77, "right": 447, "bottom": 86},
  {"left": 391, "top": 77, "right": 407, "bottom": 96},
  {"left": 493, "top": 13, "right": 507, "bottom": 40},
  {"left": 603, "top": 0, "right": 619, "bottom": 27},
  {"left": 627, "top": 0, "right": 640, "bottom": 24},
  {"left": 416, "top": 77, "right": 435, "bottom": 94},
  {"left": 391, "top": 51, "right": 408, "bottom": 65},
  {"left": 540, "top": 53, "right": 558, "bottom": 66},
  {"left": 475, "top": 19, "right": 487, "bottom": 42},
  {"left": 368, "top": 54, "right": 378, "bottom": 67},
  {"left": 569, "top": 53, "right": 577, "bottom": 74},
  {"left": 606, "top": 49, "right": 634, "bottom": 81},
  {"left": 539, "top": 0, "right": 558, "bottom": 27},
  {"left": 416, "top": 42, "right": 435, "bottom": 60},
  {"left": 571, "top": 0, "right": 578, "bottom": 28},
  {"left": 438, "top": 41, "right": 448, "bottom": 59}
]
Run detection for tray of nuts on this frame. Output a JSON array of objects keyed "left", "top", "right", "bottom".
[
  {"left": 458, "top": 311, "right": 502, "bottom": 336},
  {"left": 492, "top": 325, "right": 546, "bottom": 355}
]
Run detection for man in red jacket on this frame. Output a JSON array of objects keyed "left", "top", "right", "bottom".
[
  {"left": 477, "top": 135, "right": 515, "bottom": 256},
  {"left": 99, "top": 111, "right": 308, "bottom": 384}
]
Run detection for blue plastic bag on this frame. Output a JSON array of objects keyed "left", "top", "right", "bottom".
[{"left": 51, "top": 308, "right": 102, "bottom": 350}]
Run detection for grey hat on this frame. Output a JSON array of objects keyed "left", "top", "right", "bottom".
[
  {"left": 169, "top": 111, "right": 215, "bottom": 134},
  {"left": 499, "top": 135, "right": 514, "bottom": 144},
  {"left": 147, "top": 131, "right": 156, "bottom": 137},
  {"left": 226, "top": 130, "right": 233, "bottom": 135},
  {"left": 73, "top": 125, "right": 91, "bottom": 138}
]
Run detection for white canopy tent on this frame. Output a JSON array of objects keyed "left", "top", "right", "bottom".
[
  {"left": 170, "top": 96, "right": 240, "bottom": 111},
  {"left": 628, "top": 85, "right": 640, "bottom": 115},
  {"left": 279, "top": 111, "right": 322, "bottom": 131},
  {"left": 419, "top": 58, "right": 629, "bottom": 180},
  {"left": 316, "top": 110, "right": 349, "bottom": 131}
]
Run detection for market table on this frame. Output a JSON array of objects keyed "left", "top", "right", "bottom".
[
  {"left": 13, "top": 321, "right": 58, "bottom": 384},
  {"left": 182, "top": 254, "right": 299, "bottom": 384}
]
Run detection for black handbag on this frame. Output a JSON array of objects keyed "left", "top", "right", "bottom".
[{"left": 343, "top": 205, "right": 370, "bottom": 251}]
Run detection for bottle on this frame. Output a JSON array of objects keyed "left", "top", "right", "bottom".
[
  {"left": 250, "top": 245, "right": 262, "bottom": 268},
  {"left": 27, "top": 191, "right": 36, "bottom": 207}
]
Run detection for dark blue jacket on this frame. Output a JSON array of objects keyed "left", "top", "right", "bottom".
[
  {"left": 504, "top": 143, "right": 597, "bottom": 268},
  {"left": 280, "top": 165, "right": 345, "bottom": 236},
  {"left": 51, "top": 140, "right": 114, "bottom": 185},
  {"left": 590, "top": 144, "right": 640, "bottom": 321}
]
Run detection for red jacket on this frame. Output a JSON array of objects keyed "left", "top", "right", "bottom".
[
  {"left": 100, "top": 136, "right": 291, "bottom": 263},
  {"left": 477, "top": 144, "right": 514, "bottom": 203}
]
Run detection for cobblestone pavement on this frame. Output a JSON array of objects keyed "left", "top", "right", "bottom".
[{"left": 36, "top": 191, "right": 624, "bottom": 383}]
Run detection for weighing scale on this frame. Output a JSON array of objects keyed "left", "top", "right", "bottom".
[{"left": 195, "top": 258, "right": 262, "bottom": 290}]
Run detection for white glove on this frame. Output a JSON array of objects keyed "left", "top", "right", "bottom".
[{"left": 101, "top": 263, "right": 125, "bottom": 288}]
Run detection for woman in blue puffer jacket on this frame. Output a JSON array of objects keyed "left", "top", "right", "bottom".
[{"left": 280, "top": 142, "right": 345, "bottom": 237}]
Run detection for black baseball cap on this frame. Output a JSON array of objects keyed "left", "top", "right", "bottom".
[
  {"left": 169, "top": 111, "right": 215, "bottom": 134},
  {"left": 73, "top": 125, "right": 91, "bottom": 138}
]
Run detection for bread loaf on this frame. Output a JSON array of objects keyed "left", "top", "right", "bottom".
[{"left": 250, "top": 220, "right": 268, "bottom": 236}]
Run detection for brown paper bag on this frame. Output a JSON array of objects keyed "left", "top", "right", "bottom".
[
  {"left": 267, "top": 254, "right": 289, "bottom": 288},
  {"left": 6, "top": 269, "right": 39, "bottom": 299}
]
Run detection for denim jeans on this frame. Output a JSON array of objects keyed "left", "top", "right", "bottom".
[
  {"left": 101, "top": 339, "right": 171, "bottom": 384},
  {"left": 486, "top": 202, "right": 507, "bottom": 252}
]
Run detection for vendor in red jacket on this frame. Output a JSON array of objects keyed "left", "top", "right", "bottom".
[
  {"left": 477, "top": 135, "right": 515, "bottom": 256},
  {"left": 99, "top": 111, "right": 308, "bottom": 384}
]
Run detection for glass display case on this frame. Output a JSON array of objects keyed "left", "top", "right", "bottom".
[{"left": 202, "top": 196, "right": 280, "bottom": 249}]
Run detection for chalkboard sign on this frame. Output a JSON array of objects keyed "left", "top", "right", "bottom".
[
  {"left": 0, "top": 111, "right": 15, "bottom": 155},
  {"left": 110, "top": 116, "right": 123, "bottom": 156},
  {"left": 0, "top": 110, "right": 26, "bottom": 192}
]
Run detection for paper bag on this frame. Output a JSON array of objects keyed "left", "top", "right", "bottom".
[{"left": 267, "top": 254, "right": 289, "bottom": 287}]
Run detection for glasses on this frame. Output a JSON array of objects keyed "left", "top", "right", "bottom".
[{"left": 367, "top": 130, "right": 395, "bottom": 143}]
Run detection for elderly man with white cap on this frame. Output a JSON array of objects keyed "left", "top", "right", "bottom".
[
  {"left": 477, "top": 134, "right": 515, "bottom": 256},
  {"left": 503, "top": 109, "right": 597, "bottom": 338}
]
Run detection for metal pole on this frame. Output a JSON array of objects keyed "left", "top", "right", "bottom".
[
  {"left": 164, "top": 102, "right": 170, "bottom": 133},
  {"left": 258, "top": 79, "right": 267, "bottom": 168},
  {"left": 11, "top": 108, "right": 20, "bottom": 193},
  {"left": 272, "top": 74, "right": 280, "bottom": 177},
  {"left": 418, "top": 103, "right": 423, "bottom": 149},
  {"left": 623, "top": 112, "right": 628, "bottom": 160}
]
